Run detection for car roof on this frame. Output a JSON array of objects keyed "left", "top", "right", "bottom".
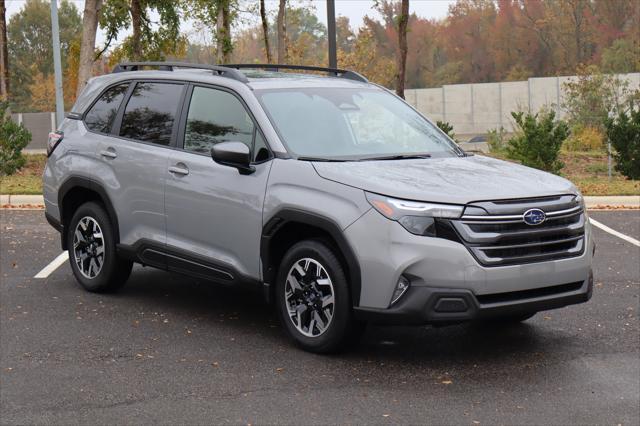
[{"left": 72, "top": 68, "right": 374, "bottom": 114}]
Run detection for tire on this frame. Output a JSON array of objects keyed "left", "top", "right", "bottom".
[
  {"left": 275, "top": 240, "right": 361, "bottom": 353},
  {"left": 67, "top": 201, "right": 132, "bottom": 293}
]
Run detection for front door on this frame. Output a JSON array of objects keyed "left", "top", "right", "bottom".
[{"left": 164, "top": 85, "right": 272, "bottom": 281}]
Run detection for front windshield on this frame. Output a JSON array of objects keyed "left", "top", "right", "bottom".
[{"left": 256, "top": 87, "right": 461, "bottom": 160}]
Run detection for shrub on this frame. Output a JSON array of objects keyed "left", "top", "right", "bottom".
[
  {"left": 506, "top": 109, "right": 568, "bottom": 174},
  {"left": 605, "top": 100, "right": 640, "bottom": 180},
  {"left": 564, "top": 126, "right": 605, "bottom": 152},
  {"left": 436, "top": 120, "right": 455, "bottom": 139},
  {"left": 0, "top": 103, "right": 32, "bottom": 176},
  {"left": 561, "top": 64, "right": 632, "bottom": 131},
  {"left": 487, "top": 127, "right": 508, "bottom": 154}
]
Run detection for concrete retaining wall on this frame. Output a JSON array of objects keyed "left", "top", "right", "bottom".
[{"left": 406, "top": 72, "right": 640, "bottom": 137}]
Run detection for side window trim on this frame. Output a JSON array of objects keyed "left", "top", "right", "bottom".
[
  {"left": 110, "top": 82, "right": 136, "bottom": 136},
  {"left": 175, "top": 83, "right": 194, "bottom": 152},
  {"left": 81, "top": 80, "right": 131, "bottom": 135},
  {"left": 178, "top": 83, "right": 273, "bottom": 163}
]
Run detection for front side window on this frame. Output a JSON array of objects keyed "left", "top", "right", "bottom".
[
  {"left": 256, "top": 87, "right": 461, "bottom": 160},
  {"left": 84, "top": 83, "right": 129, "bottom": 133},
  {"left": 119, "top": 82, "right": 184, "bottom": 145},
  {"left": 183, "top": 86, "right": 255, "bottom": 154}
]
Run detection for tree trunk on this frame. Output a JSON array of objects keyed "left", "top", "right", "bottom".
[
  {"left": 260, "top": 0, "right": 271, "bottom": 63},
  {"left": 277, "top": 0, "right": 287, "bottom": 63},
  {"left": 130, "top": 0, "right": 143, "bottom": 60},
  {"left": 0, "top": 0, "right": 8, "bottom": 101},
  {"left": 76, "top": 0, "right": 102, "bottom": 98},
  {"left": 216, "top": 5, "right": 223, "bottom": 63},
  {"left": 222, "top": 0, "right": 231, "bottom": 63},
  {"left": 395, "top": 0, "right": 409, "bottom": 99}
]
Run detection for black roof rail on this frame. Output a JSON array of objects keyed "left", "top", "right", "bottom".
[
  {"left": 224, "top": 64, "right": 368, "bottom": 83},
  {"left": 112, "top": 61, "right": 249, "bottom": 83}
]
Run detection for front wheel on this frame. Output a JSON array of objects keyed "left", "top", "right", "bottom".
[
  {"left": 67, "top": 201, "right": 132, "bottom": 293},
  {"left": 275, "top": 240, "right": 361, "bottom": 353}
]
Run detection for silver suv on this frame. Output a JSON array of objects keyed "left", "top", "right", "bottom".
[{"left": 43, "top": 62, "right": 594, "bottom": 353}]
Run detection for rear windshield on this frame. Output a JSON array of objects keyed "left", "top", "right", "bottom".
[{"left": 255, "top": 87, "right": 461, "bottom": 160}]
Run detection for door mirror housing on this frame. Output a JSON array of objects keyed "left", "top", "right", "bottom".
[{"left": 211, "top": 142, "right": 255, "bottom": 174}]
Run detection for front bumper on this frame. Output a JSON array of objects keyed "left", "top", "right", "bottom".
[
  {"left": 354, "top": 273, "right": 593, "bottom": 325},
  {"left": 344, "top": 209, "right": 595, "bottom": 321}
]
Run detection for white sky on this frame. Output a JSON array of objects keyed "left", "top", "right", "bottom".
[{"left": 5, "top": 0, "right": 454, "bottom": 47}]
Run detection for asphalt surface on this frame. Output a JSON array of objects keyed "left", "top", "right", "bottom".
[{"left": 1, "top": 210, "right": 638, "bottom": 425}]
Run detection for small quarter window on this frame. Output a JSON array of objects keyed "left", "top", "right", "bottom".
[
  {"left": 119, "top": 82, "right": 183, "bottom": 145},
  {"left": 84, "top": 83, "right": 129, "bottom": 133}
]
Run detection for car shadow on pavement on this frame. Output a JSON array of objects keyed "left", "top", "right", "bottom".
[{"left": 108, "top": 267, "right": 572, "bottom": 366}]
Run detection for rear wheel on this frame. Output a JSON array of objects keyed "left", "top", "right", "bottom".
[
  {"left": 275, "top": 240, "right": 361, "bottom": 353},
  {"left": 67, "top": 202, "right": 132, "bottom": 293}
]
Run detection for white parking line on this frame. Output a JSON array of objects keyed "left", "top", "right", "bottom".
[
  {"left": 590, "top": 218, "right": 640, "bottom": 247},
  {"left": 34, "top": 251, "right": 69, "bottom": 279}
]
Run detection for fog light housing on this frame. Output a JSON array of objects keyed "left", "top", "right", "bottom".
[{"left": 390, "top": 276, "right": 410, "bottom": 306}]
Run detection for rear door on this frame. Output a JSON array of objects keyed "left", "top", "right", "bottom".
[
  {"left": 164, "top": 84, "right": 272, "bottom": 282},
  {"left": 93, "top": 80, "right": 186, "bottom": 246}
]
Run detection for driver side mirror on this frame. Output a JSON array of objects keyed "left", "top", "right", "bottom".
[{"left": 211, "top": 142, "right": 255, "bottom": 175}]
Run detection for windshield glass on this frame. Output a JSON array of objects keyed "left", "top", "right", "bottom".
[{"left": 256, "top": 87, "right": 461, "bottom": 160}]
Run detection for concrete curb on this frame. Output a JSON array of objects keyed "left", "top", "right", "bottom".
[
  {"left": 584, "top": 195, "right": 639, "bottom": 209},
  {"left": 2, "top": 194, "right": 639, "bottom": 210},
  {"left": 1, "top": 194, "right": 45, "bottom": 209}
]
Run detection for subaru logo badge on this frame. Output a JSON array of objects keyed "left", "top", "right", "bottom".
[{"left": 523, "top": 208, "right": 546, "bottom": 226}]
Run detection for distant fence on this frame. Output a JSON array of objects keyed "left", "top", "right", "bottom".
[
  {"left": 13, "top": 72, "right": 640, "bottom": 150},
  {"left": 11, "top": 112, "right": 56, "bottom": 151}
]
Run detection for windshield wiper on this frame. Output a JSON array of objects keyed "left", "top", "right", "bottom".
[
  {"left": 358, "top": 153, "right": 432, "bottom": 161},
  {"left": 297, "top": 156, "right": 348, "bottom": 162}
]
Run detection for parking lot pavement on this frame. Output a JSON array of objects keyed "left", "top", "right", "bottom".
[{"left": 1, "top": 210, "right": 638, "bottom": 425}]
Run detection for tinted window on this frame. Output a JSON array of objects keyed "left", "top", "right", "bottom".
[
  {"left": 119, "top": 82, "right": 183, "bottom": 145},
  {"left": 84, "top": 83, "right": 129, "bottom": 133},
  {"left": 184, "top": 87, "right": 254, "bottom": 154}
]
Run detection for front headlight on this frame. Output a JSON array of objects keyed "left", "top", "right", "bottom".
[{"left": 366, "top": 192, "right": 464, "bottom": 236}]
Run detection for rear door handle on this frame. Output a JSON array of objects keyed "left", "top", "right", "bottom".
[
  {"left": 168, "top": 165, "right": 189, "bottom": 176},
  {"left": 100, "top": 149, "right": 117, "bottom": 159}
]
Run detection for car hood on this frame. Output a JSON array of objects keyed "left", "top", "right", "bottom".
[{"left": 312, "top": 155, "right": 577, "bottom": 205}]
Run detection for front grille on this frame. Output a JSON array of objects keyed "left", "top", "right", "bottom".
[{"left": 451, "top": 195, "right": 586, "bottom": 266}]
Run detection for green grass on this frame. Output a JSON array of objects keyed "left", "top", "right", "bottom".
[
  {"left": 0, "top": 154, "right": 46, "bottom": 195},
  {"left": 483, "top": 149, "right": 639, "bottom": 196}
]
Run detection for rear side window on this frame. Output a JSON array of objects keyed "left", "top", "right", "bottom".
[
  {"left": 119, "top": 82, "right": 183, "bottom": 146},
  {"left": 84, "top": 83, "right": 129, "bottom": 133}
]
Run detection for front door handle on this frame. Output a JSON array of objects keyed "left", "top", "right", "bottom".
[
  {"left": 168, "top": 165, "right": 189, "bottom": 176},
  {"left": 100, "top": 148, "right": 117, "bottom": 159}
]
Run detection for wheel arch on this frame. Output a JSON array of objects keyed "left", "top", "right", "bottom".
[
  {"left": 58, "top": 176, "right": 120, "bottom": 250},
  {"left": 261, "top": 209, "right": 362, "bottom": 307}
]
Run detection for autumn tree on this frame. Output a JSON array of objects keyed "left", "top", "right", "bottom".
[
  {"left": 0, "top": 0, "right": 8, "bottom": 100},
  {"left": 100, "top": 0, "right": 184, "bottom": 63},
  {"left": 8, "top": 0, "right": 81, "bottom": 111},
  {"left": 277, "top": 0, "right": 287, "bottom": 63},
  {"left": 259, "top": 0, "right": 271, "bottom": 63},
  {"left": 76, "top": 0, "right": 102, "bottom": 97},
  {"left": 395, "top": 0, "right": 409, "bottom": 98}
]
